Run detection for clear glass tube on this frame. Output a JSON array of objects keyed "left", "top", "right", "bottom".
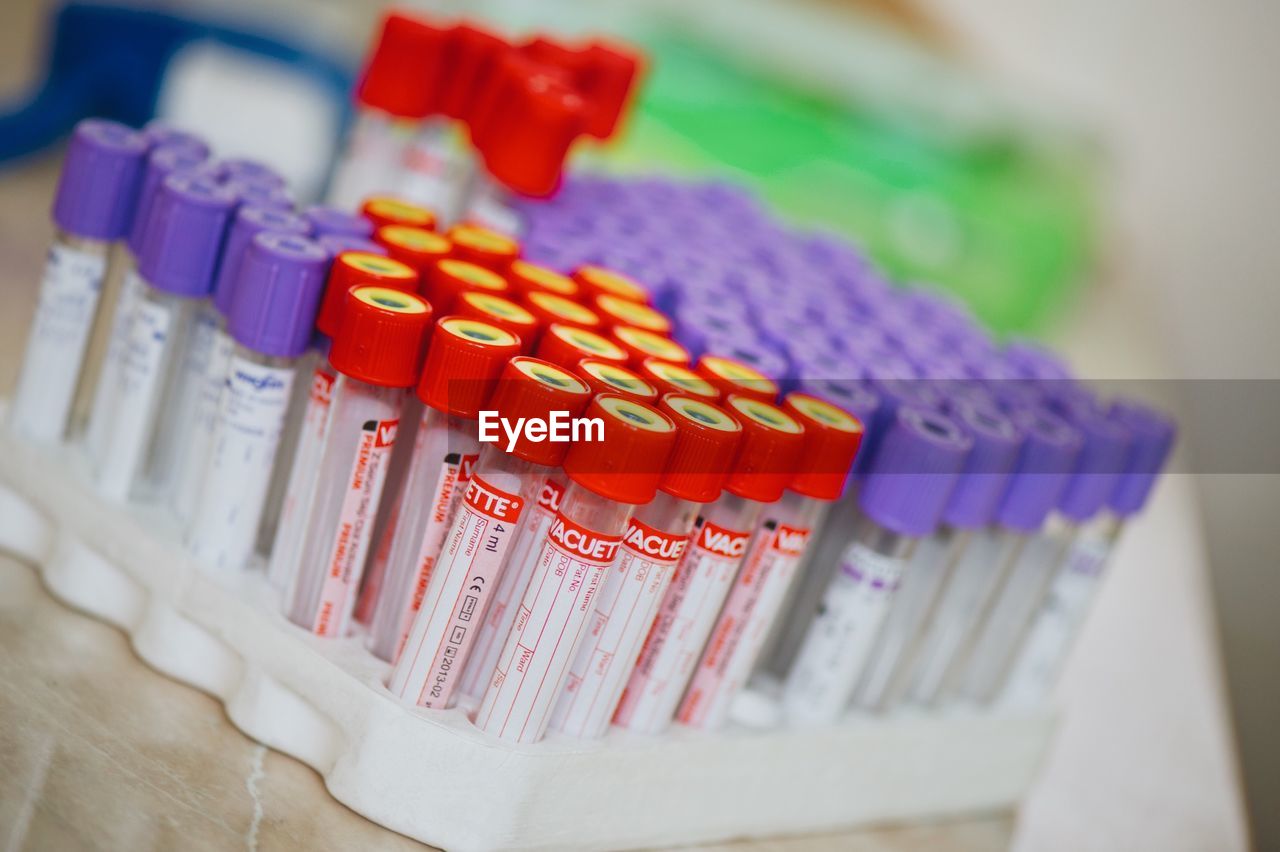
[
  {"left": 473, "top": 481, "right": 636, "bottom": 744},
  {"left": 781, "top": 517, "right": 916, "bottom": 726},
  {"left": 458, "top": 467, "right": 567, "bottom": 700},
  {"left": 550, "top": 489, "right": 700, "bottom": 739},
  {"left": 284, "top": 377, "right": 405, "bottom": 637},
  {"left": 996, "top": 513, "right": 1125, "bottom": 709},
  {"left": 9, "top": 230, "right": 111, "bottom": 444},
  {"left": 172, "top": 313, "right": 236, "bottom": 524},
  {"left": 367, "top": 407, "right": 481, "bottom": 662},
  {"left": 325, "top": 110, "right": 418, "bottom": 210},
  {"left": 69, "top": 242, "right": 133, "bottom": 439},
  {"left": 186, "top": 345, "right": 299, "bottom": 573},
  {"left": 613, "top": 492, "right": 764, "bottom": 735},
  {"left": 93, "top": 286, "right": 196, "bottom": 502},
  {"left": 387, "top": 444, "right": 545, "bottom": 709},
  {"left": 83, "top": 261, "right": 148, "bottom": 468},
  {"left": 459, "top": 170, "right": 523, "bottom": 238},
  {"left": 679, "top": 490, "right": 827, "bottom": 731},
  {"left": 256, "top": 347, "right": 318, "bottom": 557},
  {"left": 398, "top": 117, "right": 470, "bottom": 221}
]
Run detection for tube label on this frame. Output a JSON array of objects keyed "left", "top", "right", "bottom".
[
  {"left": 551, "top": 517, "right": 689, "bottom": 738},
  {"left": 268, "top": 364, "right": 335, "bottom": 587},
  {"left": 388, "top": 474, "right": 524, "bottom": 708},
  {"left": 311, "top": 416, "right": 399, "bottom": 637},
  {"left": 613, "top": 517, "right": 752, "bottom": 733},
  {"left": 86, "top": 267, "right": 146, "bottom": 460},
  {"left": 474, "top": 512, "right": 622, "bottom": 743}
]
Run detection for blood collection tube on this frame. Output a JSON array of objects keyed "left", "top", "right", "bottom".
[
  {"left": 374, "top": 225, "right": 452, "bottom": 280},
  {"left": 997, "top": 400, "right": 1175, "bottom": 708},
  {"left": 10, "top": 119, "right": 147, "bottom": 444},
  {"left": 574, "top": 359, "right": 659, "bottom": 403},
  {"left": 781, "top": 407, "right": 971, "bottom": 726},
  {"left": 902, "top": 408, "right": 1082, "bottom": 706},
  {"left": 572, "top": 265, "right": 651, "bottom": 305},
  {"left": 92, "top": 174, "right": 237, "bottom": 501},
  {"left": 366, "top": 317, "right": 521, "bottom": 661},
  {"left": 388, "top": 357, "right": 592, "bottom": 708},
  {"left": 446, "top": 224, "right": 521, "bottom": 271},
  {"left": 850, "top": 399, "right": 1022, "bottom": 712},
  {"left": 955, "top": 405, "right": 1128, "bottom": 704},
  {"left": 637, "top": 358, "right": 721, "bottom": 401},
  {"left": 505, "top": 259, "right": 581, "bottom": 301},
  {"left": 285, "top": 285, "right": 432, "bottom": 636},
  {"left": 613, "top": 395, "right": 805, "bottom": 734},
  {"left": 535, "top": 323, "right": 629, "bottom": 369},
  {"left": 327, "top": 13, "right": 445, "bottom": 209},
  {"left": 678, "top": 392, "right": 863, "bottom": 730},
  {"left": 592, "top": 295, "right": 673, "bottom": 337},
  {"left": 551, "top": 394, "right": 742, "bottom": 738},
  {"left": 456, "top": 292, "right": 540, "bottom": 352},
  {"left": 304, "top": 206, "right": 375, "bottom": 239},
  {"left": 361, "top": 196, "right": 436, "bottom": 232},
  {"left": 474, "top": 395, "right": 677, "bottom": 744},
  {"left": 171, "top": 205, "right": 312, "bottom": 523},
  {"left": 612, "top": 326, "right": 691, "bottom": 368},
  {"left": 696, "top": 355, "right": 779, "bottom": 403},
  {"left": 78, "top": 144, "right": 210, "bottom": 457},
  {"left": 522, "top": 291, "right": 603, "bottom": 332},
  {"left": 186, "top": 233, "right": 329, "bottom": 571},
  {"left": 266, "top": 253, "right": 419, "bottom": 589},
  {"left": 424, "top": 259, "right": 510, "bottom": 314}
]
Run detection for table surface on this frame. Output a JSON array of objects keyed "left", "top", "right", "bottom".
[{"left": 0, "top": 2, "right": 1248, "bottom": 850}]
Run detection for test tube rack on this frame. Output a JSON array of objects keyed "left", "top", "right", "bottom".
[{"left": 0, "top": 414, "right": 1055, "bottom": 851}]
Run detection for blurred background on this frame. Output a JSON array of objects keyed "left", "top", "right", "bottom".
[{"left": 0, "top": 0, "right": 1275, "bottom": 850}]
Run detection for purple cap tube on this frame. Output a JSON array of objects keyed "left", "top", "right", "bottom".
[
  {"left": 941, "top": 399, "right": 1024, "bottom": 529},
  {"left": 128, "top": 145, "right": 212, "bottom": 255},
  {"left": 212, "top": 206, "right": 312, "bottom": 316},
  {"left": 227, "top": 232, "right": 330, "bottom": 358},
  {"left": 304, "top": 206, "right": 375, "bottom": 239},
  {"left": 136, "top": 174, "right": 237, "bottom": 298},
  {"left": 217, "top": 157, "right": 286, "bottom": 189},
  {"left": 1107, "top": 399, "right": 1177, "bottom": 516},
  {"left": 52, "top": 119, "right": 149, "bottom": 241},
  {"left": 1057, "top": 409, "right": 1133, "bottom": 522},
  {"left": 995, "top": 408, "right": 1084, "bottom": 533},
  {"left": 858, "top": 406, "right": 972, "bottom": 538}
]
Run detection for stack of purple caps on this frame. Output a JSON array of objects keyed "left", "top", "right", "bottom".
[{"left": 212, "top": 206, "right": 313, "bottom": 317}]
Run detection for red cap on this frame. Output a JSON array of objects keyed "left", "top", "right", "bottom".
[
  {"left": 580, "top": 40, "right": 643, "bottom": 139},
  {"left": 456, "top": 291, "right": 540, "bottom": 352},
  {"left": 520, "top": 35, "right": 592, "bottom": 78},
  {"left": 467, "top": 50, "right": 565, "bottom": 151},
  {"left": 562, "top": 395, "right": 676, "bottom": 504},
  {"left": 417, "top": 316, "right": 520, "bottom": 418},
  {"left": 722, "top": 395, "right": 806, "bottom": 503},
  {"left": 536, "top": 323, "right": 628, "bottom": 369},
  {"left": 375, "top": 226, "right": 452, "bottom": 278},
  {"left": 317, "top": 252, "right": 419, "bottom": 338},
  {"left": 593, "top": 295, "right": 672, "bottom": 336},
  {"left": 477, "top": 72, "right": 587, "bottom": 198},
  {"left": 446, "top": 223, "right": 520, "bottom": 271},
  {"left": 361, "top": 196, "right": 436, "bottom": 231},
  {"left": 426, "top": 259, "right": 510, "bottom": 314},
  {"left": 439, "top": 24, "right": 510, "bottom": 122},
  {"left": 612, "top": 326, "right": 690, "bottom": 367},
  {"left": 523, "top": 291, "right": 601, "bottom": 331},
  {"left": 572, "top": 265, "right": 650, "bottom": 304},
  {"left": 656, "top": 394, "right": 743, "bottom": 503},
  {"left": 330, "top": 286, "right": 433, "bottom": 387},
  {"left": 488, "top": 357, "right": 592, "bottom": 466},
  {"left": 697, "top": 355, "right": 779, "bottom": 403},
  {"left": 356, "top": 13, "right": 447, "bottom": 118},
  {"left": 574, "top": 359, "right": 658, "bottom": 403},
  {"left": 506, "top": 259, "right": 580, "bottom": 299},
  {"left": 783, "top": 392, "right": 865, "bottom": 502},
  {"left": 638, "top": 358, "right": 720, "bottom": 401}
]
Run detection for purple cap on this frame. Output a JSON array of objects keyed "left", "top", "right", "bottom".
[
  {"left": 227, "top": 232, "right": 330, "bottom": 358},
  {"left": 1002, "top": 340, "right": 1074, "bottom": 383},
  {"left": 1057, "top": 410, "right": 1133, "bottom": 522},
  {"left": 136, "top": 174, "right": 237, "bottom": 297},
  {"left": 52, "top": 119, "right": 149, "bottom": 240},
  {"left": 317, "top": 234, "right": 388, "bottom": 258},
  {"left": 128, "top": 145, "right": 212, "bottom": 254},
  {"left": 995, "top": 408, "right": 1084, "bottom": 532},
  {"left": 141, "top": 122, "right": 210, "bottom": 158},
  {"left": 212, "top": 206, "right": 312, "bottom": 315},
  {"left": 304, "top": 206, "right": 375, "bottom": 239},
  {"left": 942, "top": 400, "right": 1024, "bottom": 528},
  {"left": 858, "top": 407, "right": 972, "bottom": 537},
  {"left": 225, "top": 178, "right": 294, "bottom": 212},
  {"left": 217, "top": 157, "right": 286, "bottom": 189},
  {"left": 1107, "top": 399, "right": 1176, "bottom": 516}
]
